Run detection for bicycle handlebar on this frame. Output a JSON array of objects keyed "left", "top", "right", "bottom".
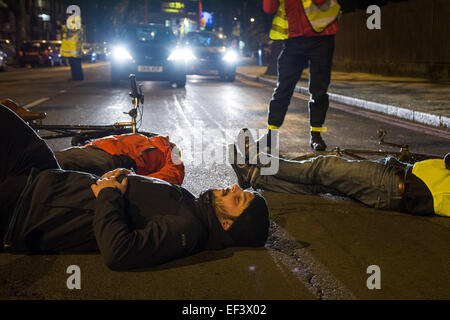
[
  {"left": 129, "top": 74, "right": 144, "bottom": 104},
  {"left": 130, "top": 74, "right": 138, "bottom": 98}
]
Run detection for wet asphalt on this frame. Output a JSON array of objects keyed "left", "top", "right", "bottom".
[{"left": 0, "top": 62, "right": 449, "bottom": 300}]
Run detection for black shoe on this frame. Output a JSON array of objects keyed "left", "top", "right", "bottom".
[
  {"left": 310, "top": 132, "right": 327, "bottom": 151},
  {"left": 228, "top": 144, "right": 256, "bottom": 189}
]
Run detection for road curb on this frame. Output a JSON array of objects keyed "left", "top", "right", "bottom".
[{"left": 236, "top": 72, "right": 450, "bottom": 129}]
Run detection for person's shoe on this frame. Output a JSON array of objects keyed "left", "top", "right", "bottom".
[
  {"left": 0, "top": 98, "right": 46, "bottom": 122},
  {"left": 228, "top": 144, "right": 256, "bottom": 189},
  {"left": 310, "top": 132, "right": 327, "bottom": 151}
]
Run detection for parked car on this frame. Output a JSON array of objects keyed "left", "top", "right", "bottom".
[
  {"left": 183, "top": 31, "right": 238, "bottom": 82},
  {"left": 82, "top": 43, "right": 97, "bottom": 63},
  {"left": 18, "top": 40, "right": 64, "bottom": 67},
  {"left": 0, "top": 47, "right": 7, "bottom": 71},
  {"left": 0, "top": 39, "right": 16, "bottom": 66},
  {"left": 110, "top": 23, "right": 187, "bottom": 87}
]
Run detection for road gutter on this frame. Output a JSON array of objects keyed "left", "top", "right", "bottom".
[{"left": 236, "top": 72, "right": 450, "bottom": 129}]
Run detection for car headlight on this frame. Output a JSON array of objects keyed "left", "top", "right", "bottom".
[
  {"left": 223, "top": 50, "right": 238, "bottom": 63},
  {"left": 112, "top": 46, "right": 133, "bottom": 61},
  {"left": 168, "top": 48, "right": 196, "bottom": 62}
]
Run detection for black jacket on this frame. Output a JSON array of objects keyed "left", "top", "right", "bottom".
[{"left": 5, "top": 169, "right": 233, "bottom": 270}]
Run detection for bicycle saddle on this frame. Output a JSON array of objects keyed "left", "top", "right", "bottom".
[{"left": 0, "top": 98, "right": 47, "bottom": 122}]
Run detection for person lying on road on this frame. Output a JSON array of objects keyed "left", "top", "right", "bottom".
[
  {"left": 1, "top": 98, "right": 184, "bottom": 185},
  {"left": 0, "top": 104, "right": 270, "bottom": 271},
  {"left": 230, "top": 129, "right": 449, "bottom": 217}
]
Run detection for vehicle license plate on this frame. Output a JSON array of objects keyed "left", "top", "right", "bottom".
[
  {"left": 201, "top": 69, "right": 219, "bottom": 75},
  {"left": 138, "top": 66, "right": 163, "bottom": 72}
]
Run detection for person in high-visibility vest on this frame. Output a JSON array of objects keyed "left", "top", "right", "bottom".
[
  {"left": 61, "top": 22, "right": 84, "bottom": 81},
  {"left": 259, "top": 0, "right": 341, "bottom": 152}
]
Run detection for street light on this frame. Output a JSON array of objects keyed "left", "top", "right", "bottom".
[{"left": 250, "top": 17, "right": 255, "bottom": 23}]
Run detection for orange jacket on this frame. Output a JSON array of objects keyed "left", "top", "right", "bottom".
[{"left": 84, "top": 134, "right": 184, "bottom": 185}]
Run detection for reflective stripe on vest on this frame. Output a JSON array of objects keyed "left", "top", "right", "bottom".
[
  {"left": 412, "top": 159, "right": 450, "bottom": 217},
  {"left": 270, "top": 0, "right": 289, "bottom": 40},
  {"left": 302, "top": 0, "right": 340, "bottom": 33},
  {"left": 61, "top": 29, "right": 82, "bottom": 58},
  {"left": 60, "top": 39, "right": 81, "bottom": 58}
]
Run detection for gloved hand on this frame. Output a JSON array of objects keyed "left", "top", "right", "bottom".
[{"left": 445, "top": 153, "right": 450, "bottom": 170}]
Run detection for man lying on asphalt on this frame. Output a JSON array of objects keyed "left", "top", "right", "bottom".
[
  {"left": 0, "top": 105, "right": 270, "bottom": 271},
  {"left": 1, "top": 98, "right": 184, "bottom": 185},
  {"left": 230, "top": 129, "right": 449, "bottom": 217}
]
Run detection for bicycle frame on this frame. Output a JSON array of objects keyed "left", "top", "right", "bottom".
[{"left": 293, "top": 129, "right": 442, "bottom": 164}]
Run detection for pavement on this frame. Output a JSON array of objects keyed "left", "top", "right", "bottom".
[{"left": 237, "top": 62, "right": 450, "bottom": 129}]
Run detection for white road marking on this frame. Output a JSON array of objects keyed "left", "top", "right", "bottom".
[{"left": 23, "top": 97, "right": 49, "bottom": 109}]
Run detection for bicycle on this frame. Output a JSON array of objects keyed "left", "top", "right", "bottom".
[
  {"left": 30, "top": 74, "right": 157, "bottom": 146},
  {"left": 291, "top": 128, "right": 442, "bottom": 164}
]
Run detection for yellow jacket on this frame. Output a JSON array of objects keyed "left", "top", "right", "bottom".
[
  {"left": 60, "top": 26, "right": 83, "bottom": 58},
  {"left": 412, "top": 159, "right": 450, "bottom": 217}
]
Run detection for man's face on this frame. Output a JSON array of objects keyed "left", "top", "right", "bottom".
[{"left": 212, "top": 184, "right": 255, "bottom": 219}]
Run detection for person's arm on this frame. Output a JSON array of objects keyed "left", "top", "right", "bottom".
[
  {"left": 263, "top": 0, "right": 279, "bottom": 14},
  {"left": 91, "top": 177, "right": 197, "bottom": 271},
  {"left": 145, "top": 136, "right": 185, "bottom": 185}
]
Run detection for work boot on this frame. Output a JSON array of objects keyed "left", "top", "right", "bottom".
[
  {"left": 0, "top": 98, "right": 46, "bottom": 122},
  {"left": 227, "top": 144, "right": 257, "bottom": 189},
  {"left": 310, "top": 132, "right": 326, "bottom": 151}
]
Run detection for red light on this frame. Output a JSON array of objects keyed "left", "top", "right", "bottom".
[{"left": 19, "top": 50, "right": 23, "bottom": 56}]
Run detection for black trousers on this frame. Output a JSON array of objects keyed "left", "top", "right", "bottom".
[
  {"left": 69, "top": 57, "right": 84, "bottom": 81},
  {"left": 0, "top": 105, "right": 60, "bottom": 242},
  {"left": 268, "top": 35, "right": 335, "bottom": 128}
]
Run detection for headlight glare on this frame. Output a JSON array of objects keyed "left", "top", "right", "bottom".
[
  {"left": 223, "top": 50, "right": 238, "bottom": 63},
  {"left": 168, "top": 48, "right": 196, "bottom": 62},
  {"left": 112, "top": 46, "right": 133, "bottom": 61}
]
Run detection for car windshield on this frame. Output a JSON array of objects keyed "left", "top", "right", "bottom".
[
  {"left": 184, "top": 33, "right": 225, "bottom": 47},
  {"left": 122, "top": 25, "right": 176, "bottom": 43}
]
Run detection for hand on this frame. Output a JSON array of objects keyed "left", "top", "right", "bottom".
[
  {"left": 101, "top": 168, "right": 134, "bottom": 180},
  {"left": 91, "top": 176, "right": 128, "bottom": 198}
]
